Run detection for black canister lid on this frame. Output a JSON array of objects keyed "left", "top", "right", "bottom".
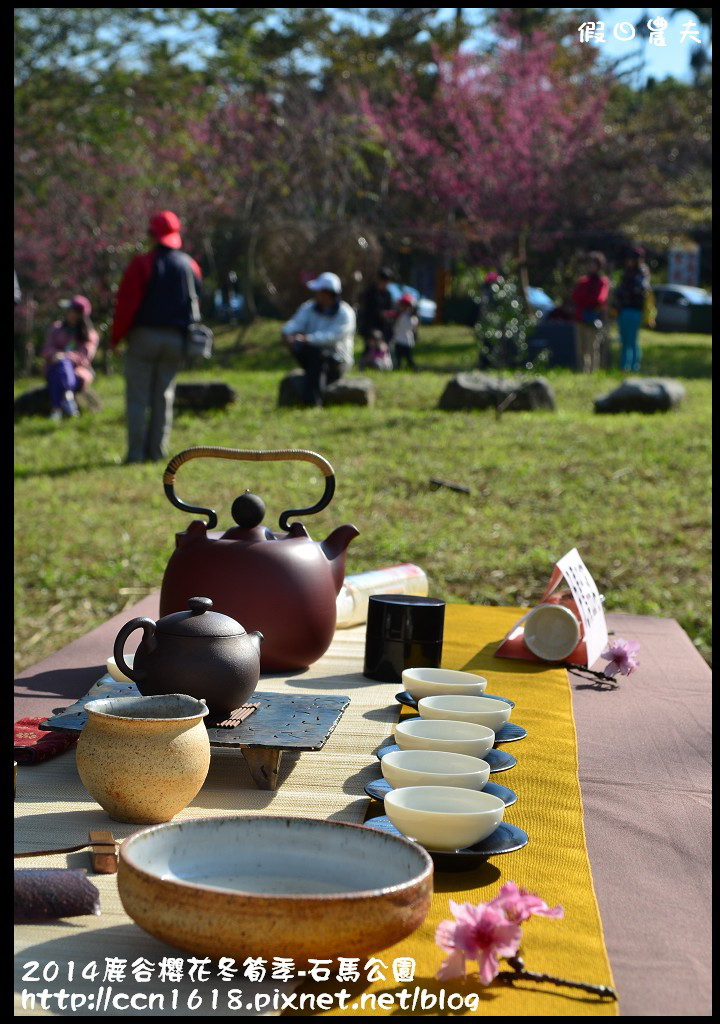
[{"left": 366, "top": 594, "right": 445, "bottom": 643}]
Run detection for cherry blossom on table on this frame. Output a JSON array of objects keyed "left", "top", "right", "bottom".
[
  {"left": 601, "top": 638, "right": 640, "bottom": 677},
  {"left": 435, "top": 884, "right": 563, "bottom": 984},
  {"left": 489, "top": 882, "right": 564, "bottom": 924},
  {"left": 435, "top": 900, "right": 522, "bottom": 984}
]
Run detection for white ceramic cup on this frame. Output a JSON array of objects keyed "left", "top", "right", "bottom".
[
  {"left": 384, "top": 785, "right": 505, "bottom": 850},
  {"left": 380, "top": 749, "right": 491, "bottom": 791},
  {"left": 522, "top": 604, "right": 581, "bottom": 661},
  {"left": 418, "top": 694, "right": 512, "bottom": 734},
  {"left": 402, "top": 667, "right": 488, "bottom": 701},
  {"left": 394, "top": 718, "right": 495, "bottom": 759},
  {"left": 106, "top": 654, "right": 135, "bottom": 683}
]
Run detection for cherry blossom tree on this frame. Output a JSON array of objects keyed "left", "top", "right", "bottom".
[{"left": 360, "top": 20, "right": 610, "bottom": 295}]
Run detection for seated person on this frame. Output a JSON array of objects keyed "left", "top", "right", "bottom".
[
  {"left": 41, "top": 295, "right": 99, "bottom": 420},
  {"left": 360, "top": 330, "right": 393, "bottom": 371},
  {"left": 282, "top": 272, "right": 356, "bottom": 407}
]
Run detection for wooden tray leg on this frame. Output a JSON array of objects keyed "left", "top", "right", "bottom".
[{"left": 240, "top": 747, "right": 283, "bottom": 790}]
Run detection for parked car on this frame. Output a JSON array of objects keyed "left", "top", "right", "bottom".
[
  {"left": 526, "top": 286, "right": 556, "bottom": 315},
  {"left": 386, "top": 283, "right": 437, "bottom": 325},
  {"left": 214, "top": 289, "right": 246, "bottom": 324},
  {"left": 652, "top": 285, "right": 712, "bottom": 332}
]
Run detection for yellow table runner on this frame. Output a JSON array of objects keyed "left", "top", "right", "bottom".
[{"left": 294, "top": 605, "right": 617, "bottom": 1017}]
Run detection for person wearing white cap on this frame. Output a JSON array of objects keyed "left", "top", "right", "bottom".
[{"left": 282, "top": 271, "right": 356, "bottom": 407}]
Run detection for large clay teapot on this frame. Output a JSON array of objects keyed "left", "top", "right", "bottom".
[
  {"left": 159, "top": 447, "right": 359, "bottom": 672},
  {"left": 113, "top": 597, "right": 263, "bottom": 719}
]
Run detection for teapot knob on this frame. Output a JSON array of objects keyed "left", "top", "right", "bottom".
[
  {"left": 188, "top": 596, "right": 213, "bottom": 614},
  {"left": 231, "top": 492, "right": 266, "bottom": 529}
]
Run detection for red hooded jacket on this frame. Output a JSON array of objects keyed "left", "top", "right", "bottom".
[
  {"left": 571, "top": 274, "right": 610, "bottom": 324},
  {"left": 111, "top": 248, "right": 202, "bottom": 349}
]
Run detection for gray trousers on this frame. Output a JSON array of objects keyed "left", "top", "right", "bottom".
[
  {"left": 574, "top": 322, "right": 601, "bottom": 374},
  {"left": 124, "top": 326, "right": 185, "bottom": 462}
]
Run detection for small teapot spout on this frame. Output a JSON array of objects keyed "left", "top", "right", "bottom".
[
  {"left": 321, "top": 524, "right": 360, "bottom": 592},
  {"left": 249, "top": 630, "right": 264, "bottom": 654}
]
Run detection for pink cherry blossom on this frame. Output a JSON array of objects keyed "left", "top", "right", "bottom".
[
  {"left": 489, "top": 882, "right": 564, "bottom": 923},
  {"left": 601, "top": 639, "right": 640, "bottom": 677},
  {"left": 435, "top": 900, "right": 522, "bottom": 985}
]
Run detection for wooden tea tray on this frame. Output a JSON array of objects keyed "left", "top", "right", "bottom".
[{"left": 40, "top": 676, "right": 350, "bottom": 791}]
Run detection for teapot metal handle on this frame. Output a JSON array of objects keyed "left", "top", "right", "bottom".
[{"left": 162, "top": 447, "right": 336, "bottom": 532}]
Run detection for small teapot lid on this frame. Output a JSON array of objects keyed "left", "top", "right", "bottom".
[{"left": 156, "top": 597, "right": 246, "bottom": 638}]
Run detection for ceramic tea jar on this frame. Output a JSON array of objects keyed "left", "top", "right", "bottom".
[{"left": 76, "top": 694, "right": 210, "bottom": 824}]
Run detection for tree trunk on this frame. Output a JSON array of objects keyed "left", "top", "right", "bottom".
[
  {"left": 234, "top": 231, "right": 258, "bottom": 351},
  {"left": 517, "top": 229, "right": 531, "bottom": 312},
  {"left": 23, "top": 293, "right": 36, "bottom": 377}
]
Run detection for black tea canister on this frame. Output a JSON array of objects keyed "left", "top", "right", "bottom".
[{"left": 363, "top": 594, "right": 446, "bottom": 683}]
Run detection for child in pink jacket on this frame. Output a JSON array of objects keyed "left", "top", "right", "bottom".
[{"left": 41, "top": 295, "right": 99, "bottom": 420}]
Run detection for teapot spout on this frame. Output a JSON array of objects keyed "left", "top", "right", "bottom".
[
  {"left": 321, "top": 524, "right": 360, "bottom": 591},
  {"left": 249, "top": 630, "right": 264, "bottom": 654}
]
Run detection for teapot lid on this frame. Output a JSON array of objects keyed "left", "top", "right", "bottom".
[{"left": 157, "top": 597, "right": 246, "bottom": 638}]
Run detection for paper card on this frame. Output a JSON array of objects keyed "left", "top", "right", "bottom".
[
  {"left": 552, "top": 549, "right": 608, "bottom": 665},
  {"left": 495, "top": 548, "right": 608, "bottom": 667}
]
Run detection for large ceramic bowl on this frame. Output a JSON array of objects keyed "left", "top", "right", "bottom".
[
  {"left": 380, "top": 749, "right": 491, "bottom": 791},
  {"left": 118, "top": 815, "right": 433, "bottom": 963},
  {"left": 402, "top": 667, "right": 488, "bottom": 701},
  {"left": 418, "top": 694, "right": 513, "bottom": 734},
  {"left": 384, "top": 786, "right": 505, "bottom": 851},
  {"left": 395, "top": 718, "right": 495, "bottom": 758}
]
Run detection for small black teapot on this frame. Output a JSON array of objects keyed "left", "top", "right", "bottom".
[{"left": 113, "top": 597, "right": 263, "bottom": 719}]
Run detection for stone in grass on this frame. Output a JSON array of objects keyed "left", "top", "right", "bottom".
[
  {"left": 278, "top": 370, "right": 376, "bottom": 408},
  {"left": 278, "top": 370, "right": 310, "bottom": 408},
  {"left": 438, "top": 372, "right": 556, "bottom": 412},
  {"left": 593, "top": 378, "right": 686, "bottom": 414},
  {"left": 174, "top": 382, "right": 237, "bottom": 412},
  {"left": 324, "top": 377, "right": 376, "bottom": 407},
  {"left": 14, "top": 386, "right": 101, "bottom": 418}
]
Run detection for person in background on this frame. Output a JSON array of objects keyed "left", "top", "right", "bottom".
[
  {"left": 41, "top": 295, "right": 99, "bottom": 421},
  {"left": 111, "top": 210, "right": 202, "bottom": 464},
  {"left": 571, "top": 252, "right": 610, "bottom": 373},
  {"left": 360, "top": 329, "right": 393, "bottom": 371},
  {"left": 282, "top": 272, "right": 356, "bottom": 407},
  {"left": 392, "top": 293, "right": 419, "bottom": 371},
  {"left": 613, "top": 246, "right": 651, "bottom": 372},
  {"left": 14, "top": 270, "right": 21, "bottom": 306},
  {"left": 357, "top": 266, "right": 395, "bottom": 353}
]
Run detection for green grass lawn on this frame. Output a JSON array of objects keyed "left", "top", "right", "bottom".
[{"left": 14, "top": 322, "right": 711, "bottom": 673}]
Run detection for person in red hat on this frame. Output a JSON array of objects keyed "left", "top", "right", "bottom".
[
  {"left": 41, "top": 294, "right": 99, "bottom": 420},
  {"left": 111, "top": 211, "right": 202, "bottom": 463}
]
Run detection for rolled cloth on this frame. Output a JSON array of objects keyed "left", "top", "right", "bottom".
[{"left": 14, "top": 869, "right": 100, "bottom": 922}]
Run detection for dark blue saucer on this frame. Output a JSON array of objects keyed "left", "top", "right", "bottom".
[
  {"left": 376, "top": 741, "right": 516, "bottom": 773},
  {"left": 364, "top": 775, "right": 517, "bottom": 807},
  {"left": 493, "top": 723, "right": 527, "bottom": 743},
  {"left": 396, "top": 690, "right": 515, "bottom": 711},
  {"left": 363, "top": 816, "right": 529, "bottom": 870}
]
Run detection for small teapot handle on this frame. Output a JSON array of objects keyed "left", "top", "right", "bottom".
[
  {"left": 113, "top": 617, "right": 157, "bottom": 683},
  {"left": 162, "top": 447, "right": 336, "bottom": 532}
]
